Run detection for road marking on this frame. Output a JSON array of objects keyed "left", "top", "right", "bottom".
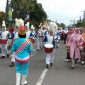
[
  {"left": 30, "top": 51, "right": 38, "bottom": 57},
  {"left": 36, "top": 68, "right": 48, "bottom": 85}
]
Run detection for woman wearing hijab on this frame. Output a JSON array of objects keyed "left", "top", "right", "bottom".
[
  {"left": 69, "top": 28, "right": 83, "bottom": 68},
  {"left": 80, "top": 28, "right": 85, "bottom": 64}
]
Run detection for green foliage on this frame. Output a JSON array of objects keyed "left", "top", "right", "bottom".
[
  {"left": 75, "top": 19, "right": 85, "bottom": 27},
  {"left": 57, "top": 23, "right": 65, "bottom": 29},
  {"left": 0, "top": 11, "right": 5, "bottom": 26},
  {"left": 11, "top": 0, "right": 47, "bottom": 28}
]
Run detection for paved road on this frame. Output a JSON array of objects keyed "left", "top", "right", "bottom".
[{"left": 0, "top": 42, "right": 85, "bottom": 85}]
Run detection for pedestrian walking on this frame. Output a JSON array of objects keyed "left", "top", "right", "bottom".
[{"left": 69, "top": 28, "right": 83, "bottom": 68}]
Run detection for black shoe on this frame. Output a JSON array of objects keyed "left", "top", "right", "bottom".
[
  {"left": 0, "top": 56, "right": 5, "bottom": 59},
  {"left": 9, "top": 62, "right": 15, "bottom": 67},
  {"left": 7, "top": 54, "right": 9, "bottom": 58},
  {"left": 71, "top": 65, "right": 74, "bottom": 69},
  {"left": 46, "top": 64, "right": 49, "bottom": 69},
  {"left": 50, "top": 63, "right": 53, "bottom": 66}
]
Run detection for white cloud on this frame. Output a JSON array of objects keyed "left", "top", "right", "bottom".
[
  {"left": 0, "top": 0, "right": 85, "bottom": 25},
  {"left": 0, "top": 0, "right": 7, "bottom": 12},
  {"left": 37, "top": 0, "right": 85, "bottom": 25}
]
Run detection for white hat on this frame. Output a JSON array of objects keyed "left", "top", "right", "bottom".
[
  {"left": 2, "top": 21, "right": 6, "bottom": 30},
  {"left": 31, "top": 25, "right": 35, "bottom": 30},
  {"left": 25, "top": 22, "right": 29, "bottom": 29}
]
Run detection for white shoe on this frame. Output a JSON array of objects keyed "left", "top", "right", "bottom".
[
  {"left": 81, "top": 61, "right": 85, "bottom": 65},
  {"left": 71, "top": 65, "right": 74, "bottom": 69},
  {"left": 74, "top": 64, "right": 78, "bottom": 67},
  {"left": 21, "top": 75, "right": 27, "bottom": 85},
  {"left": 24, "top": 80, "right": 27, "bottom": 85},
  {"left": 65, "top": 59, "right": 69, "bottom": 62}
]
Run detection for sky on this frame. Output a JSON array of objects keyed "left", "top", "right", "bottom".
[{"left": 0, "top": 0, "right": 85, "bottom": 26}]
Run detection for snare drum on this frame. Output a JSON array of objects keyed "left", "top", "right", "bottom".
[{"left": 44, "top": 43, "right": 53, "bottom": 53}]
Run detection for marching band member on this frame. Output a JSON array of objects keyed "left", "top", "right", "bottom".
[
  {"left": 35, "top": 29, "right": 40, "bottom": 50},
  {"left": 25, "top": 22, "right": 31, "bottom": 38},
  {"left": 38, "top": 27, "right": 43, "bottom": 49},
  {"left": 9, "top": 27, "right": 18, "bottom": 67},
  {"left": 0, "top": 25, "right": 9, "bottom": 58},
  {"left": 30, "top": 25, "right": 36, "bottom": 52},
  {"left": 9, "top": 25, "right": 33, "bottom": 85},
  {"left": 42, "top": 27, "right": 48, "bottom": 44},
  {"left": 54, "top": 29, "right": 61, "bottom": 48},
  {"left": 44, "top": 30, "right": 55, "bottom": 68}
]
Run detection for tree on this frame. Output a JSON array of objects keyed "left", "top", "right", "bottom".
[
  {"left": 11, "top": 0, "right": 47, "bottom": 28},
  {"left": 0, "top": 11, "right": 5, "bottom": 26},
  {"left": 57, "top": 23, "right": 65, "bottom": 29},
  {"left": 30, "top": 3, "right": 47, "bottom": 27}
]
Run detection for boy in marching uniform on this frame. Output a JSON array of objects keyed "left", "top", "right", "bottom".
[
  {"left": 0, "top": 25, "right": 9, "bottom": 58},
  {"left": 54, "top": 29, "right": 61, "bottom": 48},
  {"left": 9, "top": 26, "right": 33, "bottom": 85},
  {"left": 35, "top": 29, "right": 40, "bottom": 50},
  {"left": 30, "top": 25, "right": 36, "bottom": 52},
  {"left": 38, "top": 26, "right": 43, "bottom": 49},
  {"left": 44, "top": 30, "right": 55, "bottom": 68}
]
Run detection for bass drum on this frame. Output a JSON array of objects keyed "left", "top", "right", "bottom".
[{"left": 44, "top": 43, "right": 53, "bottom": 53}]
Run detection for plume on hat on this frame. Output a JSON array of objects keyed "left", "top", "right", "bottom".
[
  {"left": 48, "top": 21, "right": 58, "bottom": 34},
  {"left": 25, "top": 22, "right": 29, "bottom": 29},
  {"left": 2, "top": 21, "right": 6, "bottom": 30},
  {"left": 31, "top": 25, "right": 35, "bottom": 30},
  {"left": 15, "top": 18, "right": 24, "bottom": 27}
]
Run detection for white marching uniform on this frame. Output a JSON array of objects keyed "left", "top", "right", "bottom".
[
  {"left": 10, "top": 32, "right": 18, "bottom": 63},
  {"left": 38, "top": 28, "right": 43, "bottom": 49},
  {"left": 0, "top": 31, "right": 9, "bottom": 57},
  {"left": 30, "top": 31, "right": 36, "bottom": 52},
  {"left": 45, "top": 34, "right": 55, "bottom": 67}
]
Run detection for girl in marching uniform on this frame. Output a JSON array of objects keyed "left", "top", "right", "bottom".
[{"left": 10, "top": 26, "right": 33, "bottom": 85}]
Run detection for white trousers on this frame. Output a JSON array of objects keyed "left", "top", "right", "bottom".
[
  {"left": 1, "top": 44, "right": 8, "bottom": 57},
  {"left": 39, "top": 37, "right": 43, "bottom": 48},
  {"left": 33, "top": 43, "right": 36, "bottom": 52},
  {"left": 11, "top": 52, "right": 15, "bottom": 62},
  {"left": 36, "top": 37, "right": 40, "bottom": 50},
  {"left": 45, "top": 50, "right": 55, "bottom": 65}
]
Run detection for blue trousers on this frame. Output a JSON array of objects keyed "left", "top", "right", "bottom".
[{"left": 15, "top": 62, "right": 29, "bottom": 75}]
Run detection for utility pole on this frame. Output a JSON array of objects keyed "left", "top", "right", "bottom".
[{"left": 5, "top": 0, "right": 9, "bottom": 23}]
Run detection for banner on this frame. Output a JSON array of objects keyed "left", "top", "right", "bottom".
[{"left": 8, "top": 7, "right": 12, "bottom": 21}]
